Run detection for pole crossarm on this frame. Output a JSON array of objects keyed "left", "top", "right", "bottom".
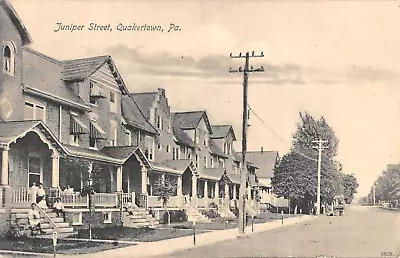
[{"left": 229, "top": 51, "right": 264, "bottom": 236}]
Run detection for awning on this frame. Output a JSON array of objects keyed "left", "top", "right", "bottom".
[
  {"left": 90, "top": 121, "right": 106, "bottom": 139},
  {"left": 70, "top": 115, "right": 89, "bottom": 135}
]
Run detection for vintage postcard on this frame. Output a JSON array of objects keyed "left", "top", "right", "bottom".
[{"left": 0, "top": 0, "right": 399, "bottom": 257}]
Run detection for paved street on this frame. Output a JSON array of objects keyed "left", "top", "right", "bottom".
[{"left": 161, "top": 206, "right": 400, "bottom": 258}]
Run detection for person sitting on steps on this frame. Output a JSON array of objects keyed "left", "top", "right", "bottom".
[
  {"left": 53, "top": 198, "right": 65, "bottom": 219},
  {"left": 28, "top": 203, "right": 45, "bottom": 234}
]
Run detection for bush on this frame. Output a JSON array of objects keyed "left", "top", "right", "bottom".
[
  {"left": 201, "top": 209, "right": 220, "bottom": 219},
  {"left": 209, "top": 202, "right": 218, "bottom": 209},
  {"left": 162, "top": 210, "right": 187, "bottom": 224}
]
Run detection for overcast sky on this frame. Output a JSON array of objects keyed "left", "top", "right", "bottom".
[{"left": 11, "top": 0, "right": 400, "bottom": 197}]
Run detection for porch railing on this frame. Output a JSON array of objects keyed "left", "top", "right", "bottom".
[
  {"left": 0, "top": 186, "right": 5, "bottom": 208},
  {"left": 11, "top": 188, "right": 33, "bottom": 207},
  {"left": 121, "top": 192, "right": 135, "bottom": 206},
  {"left": 61, "top": 193, "right": 89, "bottom": 208},
  {"left": 147, "top": 196, "right": 163, "bottom": 208},
  {"left": 93, "top": 193, "right": 118, "bottom": 207},
  {"left": 167, "top": 196, "right": 183, "bottom": 208}
]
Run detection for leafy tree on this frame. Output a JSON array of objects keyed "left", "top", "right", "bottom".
[
  {"left": 367, "top": 164, "right": 400, "bottom": 205},
  {"left": 59, "top": 156, "right": 91, "bottom": 191},
  {"left": 341, "top": 174, "right": 359, "bottom": 204},
  {"left": 153, "top": 174, "right": 177, "bottom": 208},
  {"left": 272, "top": 111, "right": 344, "bottom": 212}
]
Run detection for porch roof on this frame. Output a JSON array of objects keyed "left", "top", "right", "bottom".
[
  {"left": 100, "top": 146, "right": 152, "bottom": 170},
  {"left": 150, "top": 161, "right": 182, "bottom": 175},
  {"left": 162, "top": 159, "right": 198, "bottom": 175},
  {"left": 200, "top": 168, "right": 226, "bottom": 181},
  {"left": 0, "top": 120, "right": 67, "bottom": 154},
  {"left": 227, "top": 174, "right": 241, "bottom": 185},
  {"left": 64, "top": 144, "right": 123, "bottom": 164}
]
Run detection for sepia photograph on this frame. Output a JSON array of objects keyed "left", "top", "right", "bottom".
[{"left": 0, "top": 0, "right": 399, "bottom": 257}]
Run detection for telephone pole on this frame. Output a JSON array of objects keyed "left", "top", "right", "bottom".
[
  {"left": 229, "top": 51, "right": 264, "bottom": 235},
  {"left": 312, "top": 138, "right": 328, "bottom": 215}
]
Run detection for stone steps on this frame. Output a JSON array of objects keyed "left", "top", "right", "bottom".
[{"left": 123, "top": 209, "right": 160, "bottom": 228}]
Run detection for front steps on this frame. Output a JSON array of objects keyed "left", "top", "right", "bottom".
[
  {"left": 186, "top": 206, "right": 211, "bottom": 223},
  {"left": 10, "top": 209, "right": 77, "bottom": 238},
  {"left": 123, "top": 208, "right": 159, "bottom": 228},
  {"left": 218, "top": 206, "right": 236, "bottom": 218}
]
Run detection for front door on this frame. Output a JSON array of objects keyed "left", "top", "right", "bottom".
[{"left": 28, "top": 156, "right": 42, "bottom": 187}]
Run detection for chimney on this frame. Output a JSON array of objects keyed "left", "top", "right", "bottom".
[{"left": 261, "top": 147, "right": 264, "bottom": 154}]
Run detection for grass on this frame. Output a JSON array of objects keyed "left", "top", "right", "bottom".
[
  {"left": 0, "top": 236, "right": 131, "bottom": 255},
  {"left": 73, "top": 225, "right": 208, "bottom": 242}
]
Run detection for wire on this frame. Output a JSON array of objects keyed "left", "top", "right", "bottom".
[{"left": 247, "top": 105, "right": 318, "bottom": 162}]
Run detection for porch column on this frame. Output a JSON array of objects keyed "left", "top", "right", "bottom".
[
  {"left": 214, "top": 182, "right": 219, "bottom": 199},
  {"left": 116, "top": 166, "right": 122, "bottom": 192},
  {"left": 191, "top": 175, "right": 197, "bottom": 197},
  {"left": 51, "top": 154, "right": 60, "bottom": 188},
  {"left": 204, "top": 180, "right": 208, "bottom": 206},
  {"left": 177, "top": 175, "right": 182, "bottom": 196},
  {"left": 233, "top": 185, "right": 237, "bottom": 200},
  {"left": 1, "top": 147, "right": 9, "bottom": 185},
  {"left": 247, "top": 185, "right": 251, "bottom": 200},
  {"left": 141, "top": 166, "right": 148, "bottom": 194}
]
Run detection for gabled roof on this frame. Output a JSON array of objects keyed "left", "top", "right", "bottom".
[
  {"left": 162, "top": 159, "right": 197, "bottom": 174},
  {"left": 22, "top": 48, "right": 88, "bottom": 111},
  {"left": 130, "top": 92, "right": 158, "bottom": 120},
  {"left": 244, "top": 151, "right": 279, "bottom": 179},
  {"left": 121, "top": 95, "right": 157, "bottom": 135},
  {"left": 209, "top": 139, "right": 227, "bottom": 158},
  {"left": 61, "top": 55, "right": 129, "bottom": 94},
  {"left": 228, "top": 174, "right": 241, "bottom": 184},
  {"left": 0, "top": 120, "right": 67, "bottom": 155},
  {"left": 173, "top": 111, "right": 213, "bottom": 134},
  {"left": 100, "top": 145, "right": 152, "bottom": 169},
  {"left": 172, "top": 118, "right": 197, "bottom": 148},
  {"left": 232, "top": 149, "right": 242, "bottom": 163},
  {"left": 210, "top": 125, "right": 236, "bottom": 141},
  {"left": 1, "top": 0, "right": 32, "bottom": 45},
  {"left": 150, "top": 161, "right": 182, "bottom": 175}
]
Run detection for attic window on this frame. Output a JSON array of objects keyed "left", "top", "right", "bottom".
[{"left": 3, "top": 42, "right": 15, "bottom": 76}]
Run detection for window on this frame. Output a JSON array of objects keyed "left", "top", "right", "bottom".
[
  {"left": 157, "top": 115, "right": 162, "bottom": 130},
  {"left": 89, "top": 82, "right": 98, "bottom": 105},
  {"left": 109, "top": 121, "right": 117, "bottom": 146},
  {"left": 3, "top": 42, "right": 15, "bottom": 76},
  {"left": 89, "top": 136, "right": 97, "bottom": 149},
  {"left": 28, "top": 156, "right": 42, "bottom": 187},
  {"left": 223, "top": 143, "right": 227, "bottom": 154},
  {"left": 103, "top": 212, "right": 112, "bottom": 224},
  {"left": 166, "top": 145, "right": 170, "bottom": 152},
  {"left": 69, "top": 134, "right": 80, "bottom": 146},
  {"left": 228, "top": 143, "right": 232, "bottom": 155},
  {"left": 157, "top": 142, "right": 162, "bottom": 150},
  {"left": 72, "top": 212, "right": 83, "bottom": 225},
  {"left": 145, "top": 136, "right": 155, "bottom": 160},
  {"left": 195, "top": 129, "right": 200, "bottom": 144},
  {"left": 24, "top": 102, "right": 45, "bottom": 121},
  {"left": 125, "top": 130, "right": 132, "bottom": 146},
  {"left": 172, "top": 148, "right": 176, "bottom": 160},
  {"left": 109, "top": 92, "right": 117, "bottom": 113},
  {"left": 195, "top": 154, "right": 199, "bottom": 168},
  {"left": 210, "top": 158, "right": 213, "bottom": 168},
  {"left": 188, "top": 152, "right": 191, "bottom": 160},
  {"left": 204, "top": 157, "right": 207, "bottom": 169}
]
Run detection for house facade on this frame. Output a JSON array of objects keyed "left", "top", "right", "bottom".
[{"left": 0, "top": 0, "right": 269, "bottom": 236}]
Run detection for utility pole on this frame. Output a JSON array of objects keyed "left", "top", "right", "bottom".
[
  {"left": 229, "top": 51, "right": 264, "bottom": 235},
  {"left": 373, "top": 183, "right": 377, "bottom": 206},
  {"left": 312, "top": 138, "right": 328, "bottom": 215}
]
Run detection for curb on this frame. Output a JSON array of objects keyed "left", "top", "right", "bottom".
[
  {"left": 71, "top": 215, "right": 316, "bottom": 258},
  {"left": 0, "top": 249, "right": 58, "bottom": 257}
]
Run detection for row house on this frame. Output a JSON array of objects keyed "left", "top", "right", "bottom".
[{"left": 0, "top": 0, "right": 268, "bottom": 235}]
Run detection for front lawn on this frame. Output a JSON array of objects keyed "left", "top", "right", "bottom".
[
  {"left": 0, "top": 236, "right": 131, "bottom": 255},
  {"left": 73, "top": 225, "right": 208, "bottom": 242}
]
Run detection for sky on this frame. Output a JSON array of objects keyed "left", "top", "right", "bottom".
[{"left": 9, "top": 0, "right": 400, "bottom": 197}]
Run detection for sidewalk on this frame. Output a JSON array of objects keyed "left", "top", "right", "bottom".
[{"left": 69, "top": 215, "right": 316, "bottom": 258}]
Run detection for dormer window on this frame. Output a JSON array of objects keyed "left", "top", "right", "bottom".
[
  {"left": 109, "top": 92, "right": 117, "bottom": 113},
  {"left": 3, "top": 42, "right": 15, "bottom": 76},
  {"left": 89, "top": 81, "right": 106, "bottom": 105}
]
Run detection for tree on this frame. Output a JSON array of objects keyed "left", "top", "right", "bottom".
[
  {"left": 59, "top": 156, "right": 91, "bottom": 191},
  {"left": 153, "top": 174, "right": 177, "bottom": 208},
  {"left": 341, "top": 174, "right": 359, "bottom": 204},
  {"left": 367, "top": 164, "right": 400, "bottom": 205},
  {"left": 272, "top": 111, "right": 344, "bottom": 212}
]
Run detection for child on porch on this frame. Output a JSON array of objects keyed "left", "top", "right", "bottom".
[
  {"left": 28, "top": 203, "right": 45, "bottom": 234},
  {"left": 53, "top": 198, "right": 65, "bottom": 219},
  {"left": 36, "top": 183, "right": 46, "bottom": 203},
  {"left": 63, "top": 184, "right": 74, "bottom": 194},
  {"left": 124, "top": 198, "right": 134, "bottom": 215},
  {"left": 37, "top": 196, "right": 48, "bottom": 210}
]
